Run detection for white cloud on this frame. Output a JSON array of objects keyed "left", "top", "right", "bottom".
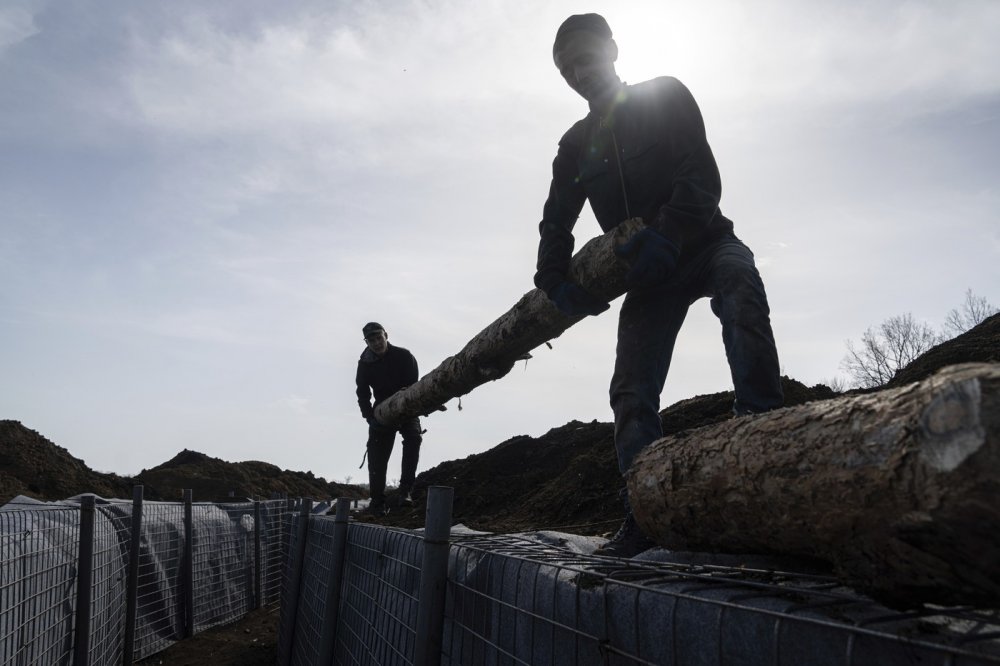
[
  {"left": 273, "top": 394, "right": 310, "bottom": 415},
  {"left": 0, "top": 6, "right": 38, "bottom": 53}
]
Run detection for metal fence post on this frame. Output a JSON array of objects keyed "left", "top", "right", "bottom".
[
  {"left": 254, "top": 500, "right": 263, "bottom": 609},
  {"left": 318, "top": 498, "right": 352, "bottom": 665},
  {"left": 284, "top": 497, "right": 296, "bottom": 566},
  {"left": 73, "top": 494, "right": 96, "bottom": 666},
  {"left": 414, "top": 486, "right": 454, "bottom": 666},
  {"left": 123, "top": 485, "right": 144, "bottom": 666},
  {"left": 278, "top": 498, "right": 313, "bottom": 666},
  {"left": 183, "top": 489, "right": 194, "bottom": 638}
]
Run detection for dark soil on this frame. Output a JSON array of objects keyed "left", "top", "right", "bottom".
[
  {"left": 3, "top": 313, "right": 997, "bottom": 664},
  {"left": 0, "top": 422, "right": 135, "bottom": 501},
  {"left": 0, "top": 429, "right": 364, "bottom": 505},
  {"left": 887, "top": 312, "right": 1000, "bottom": 387},
  {"left": 134, "top": 606, "right": 279, "bottom": 666}
]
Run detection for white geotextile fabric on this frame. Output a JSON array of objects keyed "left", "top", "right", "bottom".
[{"left": 0, "top": 494, "right": 253, "bottom": 665}]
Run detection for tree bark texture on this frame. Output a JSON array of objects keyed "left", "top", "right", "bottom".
[
  {"left": 627, "top": 362, "right": 1000, "bottom": 607},
  {"left": 374, "top": 218, "right": 646, "bottom": 426}
]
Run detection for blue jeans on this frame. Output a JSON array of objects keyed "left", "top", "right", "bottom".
[{"left": 610, "top": 237, "right": 783, "bottom": 475}]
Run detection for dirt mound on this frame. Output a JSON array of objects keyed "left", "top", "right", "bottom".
[
  {"left": 888, "top": 312, "right": 1000, "bottom": 388},
  {"left": 139, "top": 449, "right": 364, "bottom": 503},
  {"left": 0, "top": 420, "right": 135, "bottom": 502},
  {"left": 0, "top": 424, "right": 364, "bottom": 505}
]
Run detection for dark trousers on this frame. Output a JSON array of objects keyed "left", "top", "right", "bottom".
[
  {"left": 610, "top": 237, "right": 783, "bottom": 475},
  {"left": 367, "top": 417, "right": 422, "bottom": 505}
]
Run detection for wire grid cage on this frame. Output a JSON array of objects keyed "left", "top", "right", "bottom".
[
  {"left": 277, "top": 508, "right": 304, "bottom": 664},
  {"left": 191, "top": 502, "right": 255, "bottom": 633},
  {"left": 124, "top": 497, "right": 295, "bottom": 662},
  {"left": 86, "top": 503, "right": 131, "bottom": 665},
  {"left": 278, "top": 512, "right": 428, "bottom": 666},
  {"left": 333, "top": 522, "right": 424, "bottom": 665},
  {"left": 1, "top": 494, "right": 299, "bottom": 666},
  {"left": 261, "top": 499, "right": 294, "bottom": 607},
  {"left": 442, "top": 534, "right": 1000, "bottom": 666},
  {"left": 287, "top": 517, "right": 338, "bottom": 666},
  {"left": 0, "top": 505, "right": 79, "bottom": 665},
  {"left": 129, "top": 500, "right": 186, "bottom": 660}
]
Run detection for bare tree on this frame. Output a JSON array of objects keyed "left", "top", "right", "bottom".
[
  {"left": 820, "top": 376, "right": 847, "bottom": 393},
  {"left": 943, "top": 289, "right": 998, "bottom": 338},
  {"left": 841, "top": 313, "right": 941, "bottom": 389}
]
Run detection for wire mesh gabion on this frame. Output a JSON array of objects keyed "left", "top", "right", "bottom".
[{"left": 0, "top": 494, "right": 296, "bottom": 666}]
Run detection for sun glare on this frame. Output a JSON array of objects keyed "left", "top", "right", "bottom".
[{"left": 604, "top": 2, "right": 755, "bottom": 100}]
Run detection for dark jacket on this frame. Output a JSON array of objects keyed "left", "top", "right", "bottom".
[
  {"left": 534, "top": 76, "right": 735, "bottom": 292},
  {"left": 356, "top": 344, "right": 419, "bottom": 420}
]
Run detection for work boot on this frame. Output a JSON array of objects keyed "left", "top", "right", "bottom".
[
  {"left": 396, "top": 487, "right": 415, "bottom": 508},
  {"left": 364, "top": 500, "right": 388, "bottom": 517},
  {"left": 594, "top": 512, "right": 656, "bottom": 557}
]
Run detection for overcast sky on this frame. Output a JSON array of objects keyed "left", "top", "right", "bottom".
[{"left": 2, "top": 0, "right": 997, "bottom": 489}]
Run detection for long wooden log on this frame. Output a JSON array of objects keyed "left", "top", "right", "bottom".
[
  {"left": 374, "top": 218, "right": 646, "bottom": 426},
  {"left": 628, "top": 362, "right": 1000, "bottom": 607}
]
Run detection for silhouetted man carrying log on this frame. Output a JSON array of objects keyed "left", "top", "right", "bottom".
[
  {"left": 535, "top": 14, "right": 784, "bottom": 556},
  {"left": 356, "top": 322, "right": 422, "bottom": 515}
]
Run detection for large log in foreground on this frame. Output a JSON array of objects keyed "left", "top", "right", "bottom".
[
  {"left": 374, "top": 218, "right": 646, "bottom": 426},
  {"left": 628, "top": 362, "right": 1000, "bottom": 607}
]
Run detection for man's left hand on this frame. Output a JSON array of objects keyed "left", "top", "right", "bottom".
[
  {"left": 614, "top": 227, "right": 680, "bottom": 288},
  {"left": 547, "top": 281, "right": 611, "bottom": 316}
]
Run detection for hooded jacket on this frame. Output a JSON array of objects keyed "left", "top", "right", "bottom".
[
  {"left": 534, "top": 76, "right": 735, "bottom": 292},
  {"left": 356, "top": 344, "right": 419, "bottom": 420}
]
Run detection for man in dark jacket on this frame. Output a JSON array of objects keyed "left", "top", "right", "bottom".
[
  {"left": 536, "top": 14, "right": 784, "bottom": 556},
  {"left": 355, "top": 322, "right": 422, "bottom": 514}
]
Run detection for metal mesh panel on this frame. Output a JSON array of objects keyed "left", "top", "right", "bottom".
[
  {"left": 288, "top": 517, "right": 337, "bottom": 666},
  {"left": 260, "top": 499, "right": 293, "bottom": 607},
  {"left": 0, "top": 504, "right": 78, "bottom": 666},
  {"left": 442, "top": 534, "right": 1000, "bottom": 666},
  {"left": 131, "top": 501, "right": 186, "bottom": 660},
  {"left": 87, "top": 503, "right": 130, "bottom": 665},
  {"left": 190, "top": 502, "right": 255, "bottom": 632},
  {"left": 333, "top": 522, "right": 423, "bottom": 666},
  {"left": 1, "top": 494, "right": 300, "bottom": 666},
  {"left": 277, "top": 505, "right": 306, "bottom": 664}
]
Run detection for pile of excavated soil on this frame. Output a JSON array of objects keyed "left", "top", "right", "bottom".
[
  {"left": 887, "top": 313, "right": 1000, "bottom": 387},
  {"left": 0, "top": 426, "right": 364, "bottom": 505},
  {"left": 0, "top": 421, "right": 134, "bottom": 502},
  {"left": 137, "top": 449, "right": 364, "bottom": 503}
]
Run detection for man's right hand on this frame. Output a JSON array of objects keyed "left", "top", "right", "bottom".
[
  {"left": 546, "top": 281, "right": 610, "bottom": 317},
  {"left": 366, "top": 416, "right": 390, "bottom": 430},
  {"left": 614, "top": 227, "right": 680, "bottom": 288}
]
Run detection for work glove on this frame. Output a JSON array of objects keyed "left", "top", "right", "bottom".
[
  {"left": 614, "top": 227, "right": 680, "bottom": 289},
  {"left": 366, "top": 416, "right": 391, "bottom": 431},
  {"left": 546, "top": 281, "right": 610, "bottom": 317}
]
